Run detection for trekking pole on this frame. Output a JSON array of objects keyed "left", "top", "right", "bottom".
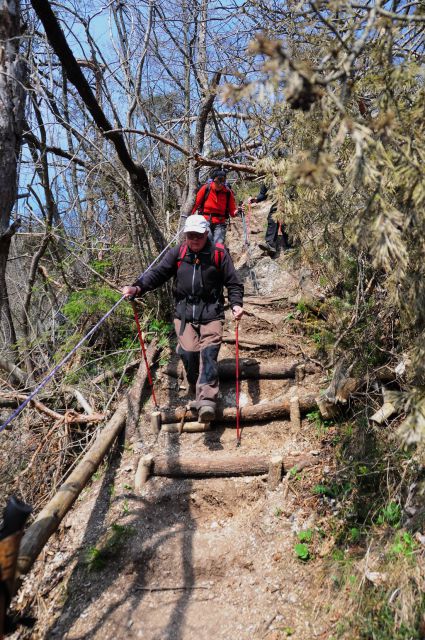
[
  {"left": 131, "top": 302, "right": 159, "bottom": 409},
  {"left": 246, "top": 202, "right": 252, "bottom": 239},
  {"left": 235, "top": 318, "right": 241, "bottom": 446},
  {"left": 238, "top": 202, "right": 249, "bottom": 248}
]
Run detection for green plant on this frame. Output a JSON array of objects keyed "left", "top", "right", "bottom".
[
  {"left": 289, "top": 466, "right": 301, "bottom": 480},
  {"left": 294, "top": 543, "right": 310, "bottom": 561},
  {"left": 306, "top": 409, "right": 333, "bottom": 433},
  {"left": 390, "top": 531, "right": 417, "bottom": 557},
  {"left": 274, "top": 507, "right": 283, "bottom": 517},
  {"left": 376, "top": 501, "right": 402, "bottom": 528},
  {"left": 349, "top": 527, "right": 361, "bottom": 543},
  {"left": 84, "top": 523, "right": 136, "bottom": 571},
  {"left": 85, "top": 546, "right": 106, "bottom": 571},
  {"left": 298, "top": 529, "right": 313, "bottom": 543}
]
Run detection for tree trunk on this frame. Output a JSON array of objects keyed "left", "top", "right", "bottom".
[{"left": 0, "top": 0, "right": 26, "bottom": 351}]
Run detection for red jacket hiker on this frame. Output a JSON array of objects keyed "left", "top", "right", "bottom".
[{"left": 192, "top": 182, "right": 237, "bottom": 225}]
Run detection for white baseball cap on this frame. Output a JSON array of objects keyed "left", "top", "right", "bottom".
[{"left": 183, "top": 215, "right": 210, "bottom": 234}]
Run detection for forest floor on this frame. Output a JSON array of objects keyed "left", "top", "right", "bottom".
[{"left": 13, "top": 204, "right": 353, "bottom": 640}]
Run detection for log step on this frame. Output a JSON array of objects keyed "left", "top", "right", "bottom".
[
  {"left": 160, "top": 395, "right": 317, "bottom": 425},
  {"left": 134, "top": 452, "right": 317, "bottom": 493}
]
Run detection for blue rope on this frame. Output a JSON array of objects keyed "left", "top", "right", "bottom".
[{"left": 0, "top": 231, "right": 182, "bottom": 433}]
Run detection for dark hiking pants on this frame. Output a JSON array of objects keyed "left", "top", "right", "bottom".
[
  {"left": 174, "top": 319, "right": 223, "bottom": 409},
  {"left": 265, "top": 205, "right": 290, "bottom": 250}
]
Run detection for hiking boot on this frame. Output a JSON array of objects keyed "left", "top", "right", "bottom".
[
  {"left": 198, "top": 405, "right": 216, "bottom": 423},
  {"left": 258, "top": 241, "right": 276, "bottom": 256}
]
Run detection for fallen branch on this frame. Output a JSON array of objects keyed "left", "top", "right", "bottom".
[
  {"left": 0, "top": 393, "right": 105, "bottom": 423},
  {"left": 91, "top": 358, "right": 141, "bottom": 385},
  {"left": 0, "top": 358, "right": 29, "bottom": 387},
  {"left": 160, "top": 395, "right": 317, "bottom": 424},
  {"left": 63, "top": 386, "right": 94, "bottom": 414}
]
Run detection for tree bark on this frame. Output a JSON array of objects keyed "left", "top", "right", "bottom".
[
  {"left": 160, "top": 395, "right": 317, "bottom": 424},
  {"left": 0, "top": 0, "right": 26, "bottom": 351},
  {"left": 150, "top": 452, "right": 316, "bottom": 478},
  {"left": 165, "top": 360, "right": 317, "bottom": 380}
]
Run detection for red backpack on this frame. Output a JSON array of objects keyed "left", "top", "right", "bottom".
[{"left": 176, "top": 242, "right": 225, "bottom": 270}]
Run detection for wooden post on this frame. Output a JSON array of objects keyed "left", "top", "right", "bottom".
[
  {"left": 268, "top": 455, "right": 283, "bottom": 490},
  {"left": 295, "top": 364, "right": 306, "bottom": 383},
  {"left": 151, "top": 411, "right": 161, "bottom": 435},
  {"left": 135, "top": 454, "right": 153, "bottom": 493},
  {"left": 290, "top": 396, "right": 301, "bottom": 429}
]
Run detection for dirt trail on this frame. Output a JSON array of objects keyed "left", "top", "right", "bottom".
[{"left": 15, "top": 204, "right": 337, "bottom": 640}]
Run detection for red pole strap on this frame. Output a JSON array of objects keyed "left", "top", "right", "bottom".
[
  {"left": 131, "top": 303, "right": 158, "bottom": 408},
  {"left": 235, "top": 319, "right": 241, "bottom": 443}
]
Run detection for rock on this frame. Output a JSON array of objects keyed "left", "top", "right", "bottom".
[{"left": 370, "top": 402, "right": 397, "bottom": 424}]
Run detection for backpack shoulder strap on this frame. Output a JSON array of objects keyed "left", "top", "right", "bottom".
[
  {"left": 199, "top": 183, "right": 211, "bottom": 214},
  {"left": 212, "top": 242, "right": 225, "bottom": 270},
  {"left": 176, "top": 243, "right": 188, "bottom": 269},
  {"left": 225, "top": 188, "right": 231, "bottom": 216}
]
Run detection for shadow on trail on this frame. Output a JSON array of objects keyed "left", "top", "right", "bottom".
[
  {"left": 218, "top": 356, "right": 261, "bottom": 406},
  {"left": 47, "top": 384, "right": 195, "bottom": 640}
]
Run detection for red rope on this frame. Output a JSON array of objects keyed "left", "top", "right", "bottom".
[
  {"left": 235, "top": 319, "right": 241, "bottom": 444},
  {"left": 131, "top": 303, "right": 158, "bottom": 408}
]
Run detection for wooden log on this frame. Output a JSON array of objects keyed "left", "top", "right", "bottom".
[
  {"left": 17, "top": 357, "right": 155, "bottom": 577},
  {"left": 290, "top": 396, "right": 301, "bottom": 429},
  {"left": 151, "top": 453, "right": 316, "bottom": 478},
  {"left": 161, "top": 422, "right": 211, "bottom": 433},
  {"left": 165, "top": 360, "right": 303, "bottom": 380},
  {"left": 135, "top": 454, "right": 153, "bottom": 493},
  {"left": 151, "top": 411, "right": 161, "bottom": 435},
  {"left": 160, "top": 395, "right": 317, "bottom": 425},
  {"left": 127, "top": 342, "right": 159, "bottom": 436},
  {"left": 268, "top": 455, "right": 283, "bottom": 490},
  {"left": 222, "top": 336, "right": 288, "bottom": 350}
]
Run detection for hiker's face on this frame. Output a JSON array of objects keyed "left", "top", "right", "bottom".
[
  {"left": 186, "top": 231, "right": 208, "bottom": 252},
  {"left": 213, "top": 176, "right": 225, "bottom": 190}
]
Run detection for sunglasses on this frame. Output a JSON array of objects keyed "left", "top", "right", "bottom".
[{"left": 186, "top": 232, "right": 205, "bottom": 240}]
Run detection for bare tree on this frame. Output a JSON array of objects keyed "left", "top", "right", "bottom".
[{"left": 0, "top": 0, "right": 26, "bottom": 353}]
